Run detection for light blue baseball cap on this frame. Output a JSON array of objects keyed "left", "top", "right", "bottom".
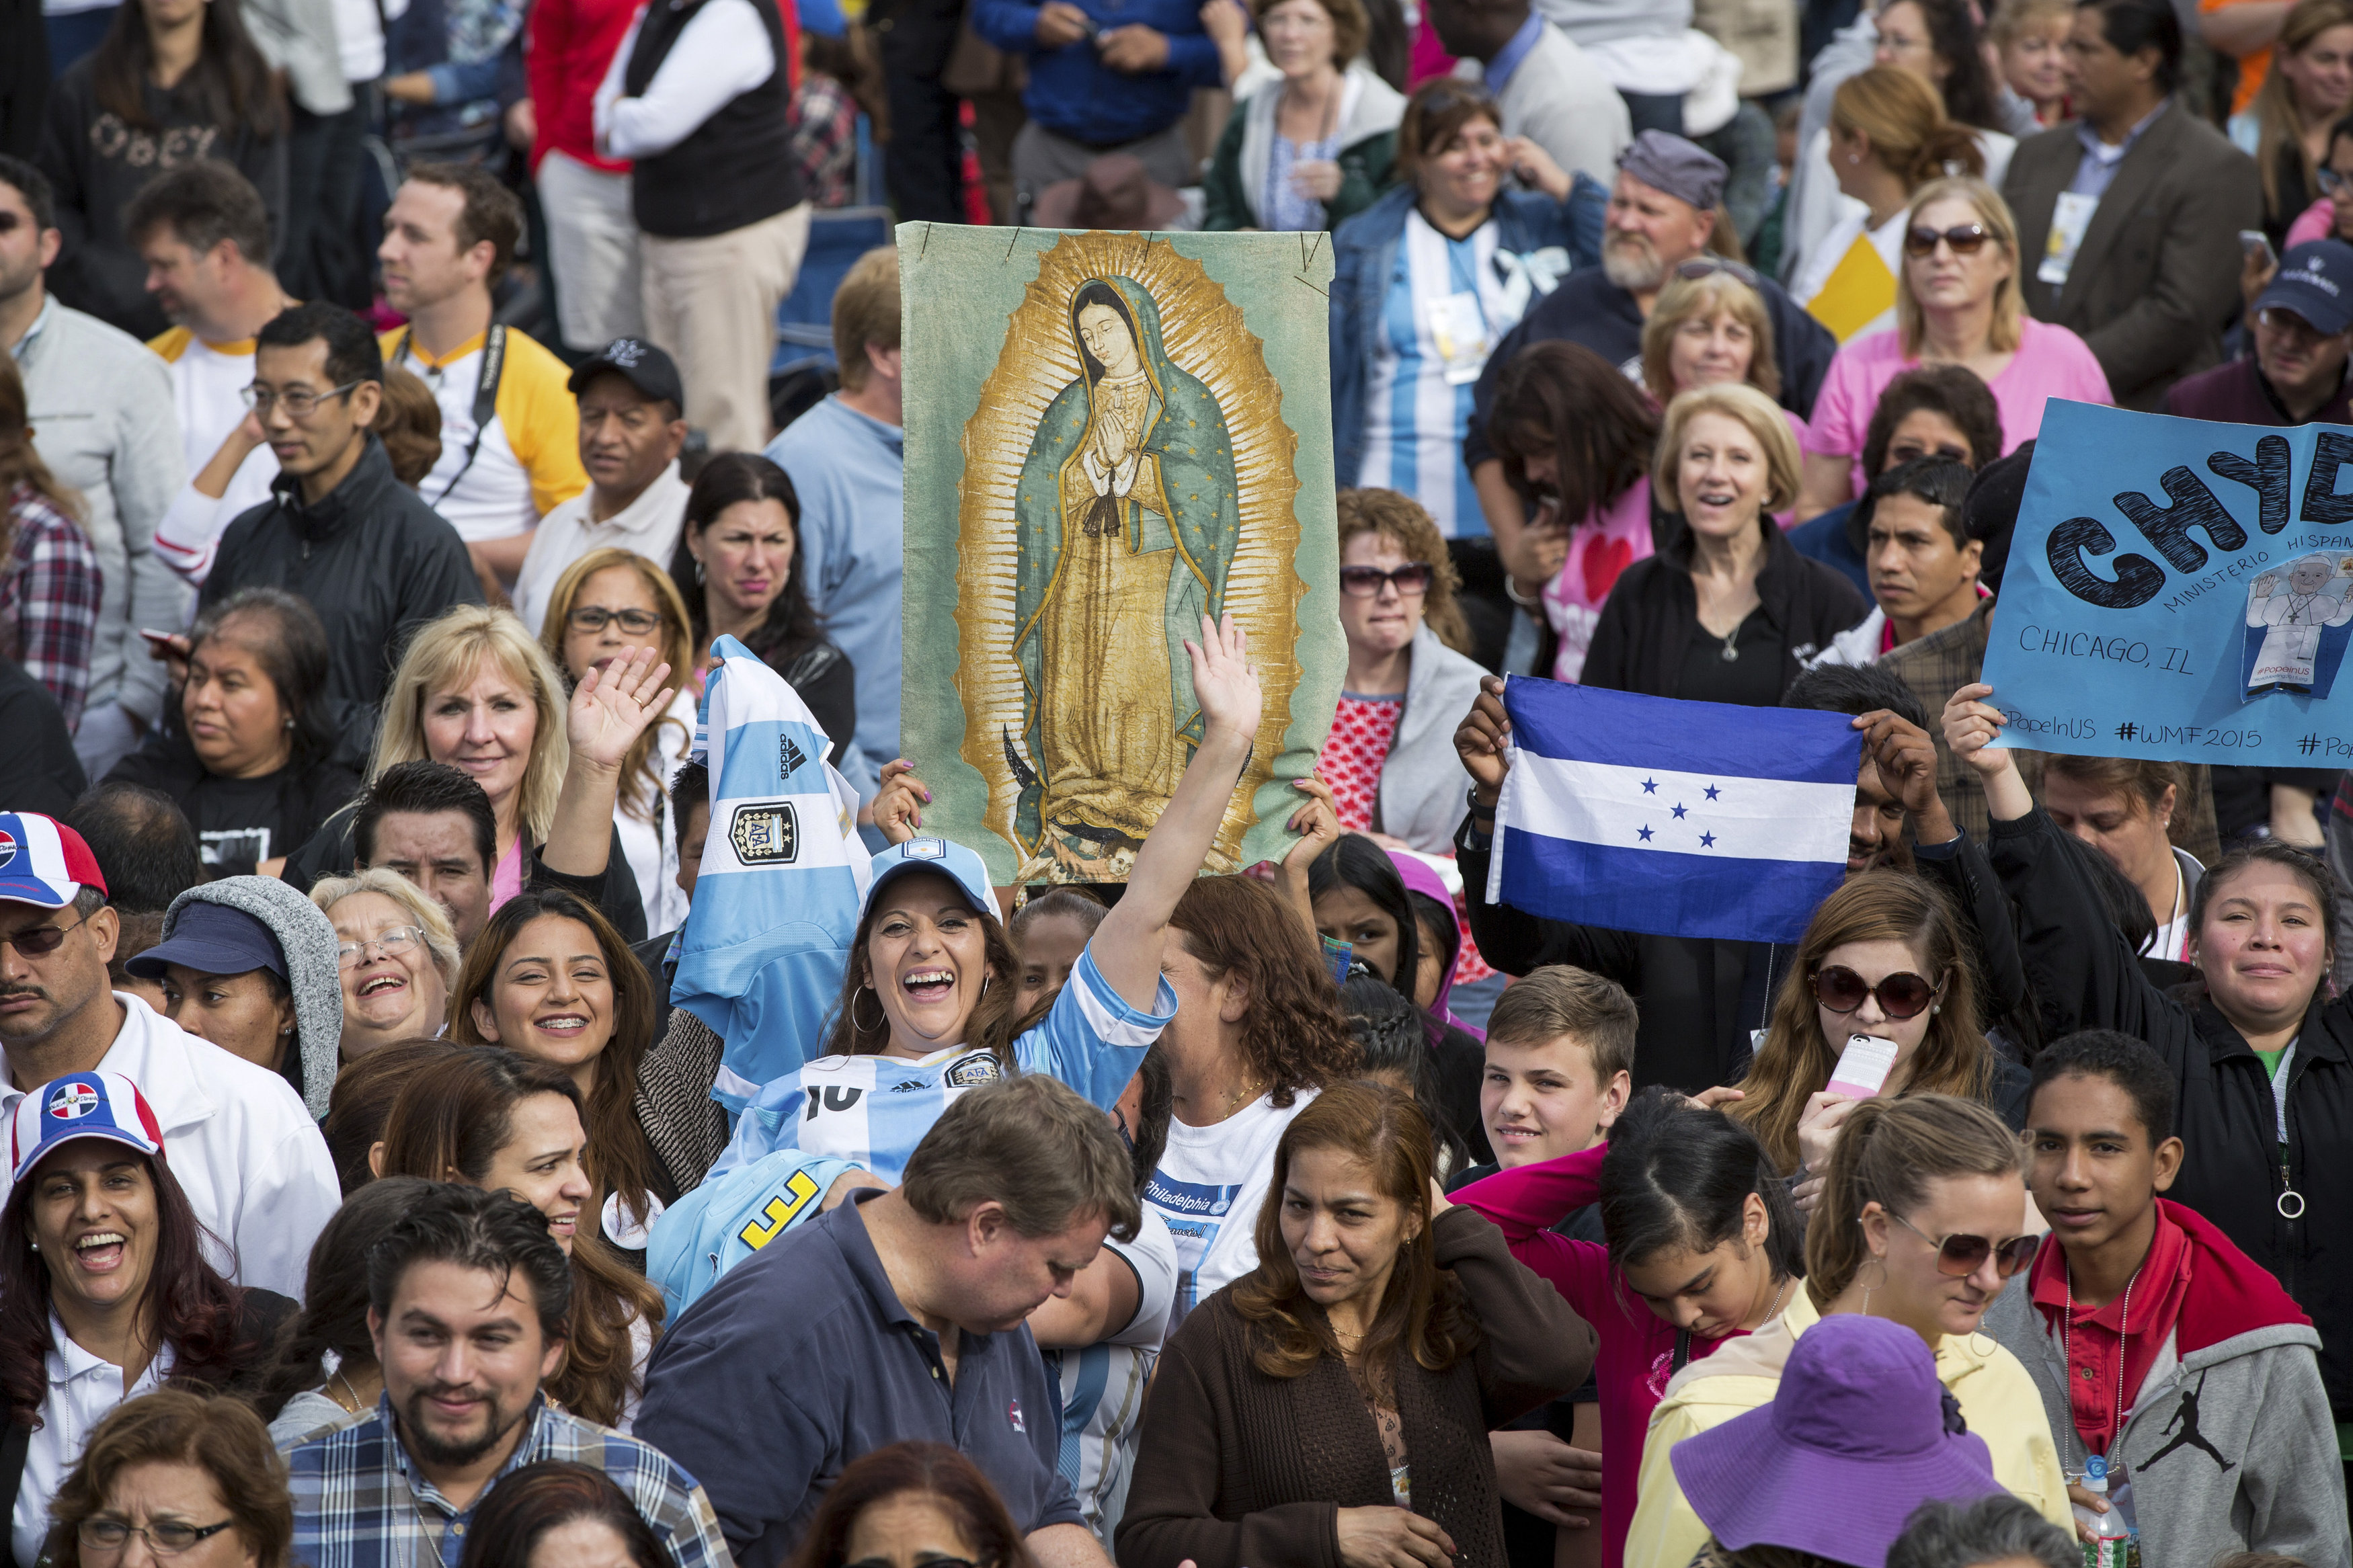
[{"left": 860, "top": 837, "right": 996, "bottom": 921}]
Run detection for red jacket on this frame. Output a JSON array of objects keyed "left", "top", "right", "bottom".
[{"left": 524, "top": 0, "right": 636, "bottom": 173}]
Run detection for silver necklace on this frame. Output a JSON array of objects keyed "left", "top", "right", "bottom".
[{"left": 2063, "top": 1257, "right": 2141, "bottom": 1471}]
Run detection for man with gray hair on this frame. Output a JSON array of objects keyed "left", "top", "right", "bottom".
[
  {"left": 637, "top": 1073, "right": 1140, "bottom": 1568},
  {"left": 1464, "top": 130, "right": 1836, "bottom": 592},
  {"left": 1885, "top": 1495, "right": 2077, "bottom": 1568}
]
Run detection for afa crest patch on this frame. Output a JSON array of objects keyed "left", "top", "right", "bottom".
[
  {"left": 729, "top": 801, "right": 799, "bottom": 866},
  {"left": 943, "top": 1055, "right": 1002, "bottom": 1089}
]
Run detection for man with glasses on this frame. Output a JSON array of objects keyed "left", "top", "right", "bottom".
[
  {"left": 2166, "top": 240, "right": 2353, "bottom": 425},
  {"left": 2003, "top": 0, "right": 2257, "bottom": 409},
  {"left": 512, "top": 337, "right": 691, "bottom": 636},
  {"left": 187, "top": 301, "right": 483, "bottom": 765},
  {"left": 0, "top": 811, "right": 337, "bottom": 1297},
  {"left": 0, "top": 155, "right": 190, "bottom": 784}
]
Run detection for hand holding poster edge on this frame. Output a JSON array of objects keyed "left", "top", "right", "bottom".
[{"left": 1975, "top": 399, "right": 2353, "bottom": 770}]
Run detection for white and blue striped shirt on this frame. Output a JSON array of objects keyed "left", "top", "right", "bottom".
[
  {"left": 712, "top": 946, "right": 1176, "bottom": 1180},
  {"left": 1045, "top": 1211, "right": 1178, "bottom": 1549},
  {"left": 1357, "top": 210, "right": 1515, "bottom": 538}
]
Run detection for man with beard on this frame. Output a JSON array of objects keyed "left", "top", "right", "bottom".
[
  {"left": 1452, "top": 662, "right": 2027, "bottom": 1092},
  {"left": 1464, "top": 132, "right": 1835, "bottom": 594},
  {"left": 282, "top": 1182, "right": 733, "bottom": 1567}
]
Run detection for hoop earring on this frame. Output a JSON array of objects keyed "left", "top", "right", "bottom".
[{"left": 851, "top": 984, "right": 886, "bottom": 1033}]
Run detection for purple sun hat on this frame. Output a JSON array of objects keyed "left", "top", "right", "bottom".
[{"left": 1671, "top": 1315, "right": 2006, "bottom": 1568}]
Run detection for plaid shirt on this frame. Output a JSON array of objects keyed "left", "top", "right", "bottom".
[
  {"left": 282, "top": 1395, "right": 735, "bottom": 1568},
  {"left": 1, "top": 483, "right": 102, "bottom": 730}
]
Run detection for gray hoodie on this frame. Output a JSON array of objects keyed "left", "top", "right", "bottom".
[
  {"left": 1983, "top": 1212, "right": 2351, "bottom": 1568},
  {"left": 161, "top": 876, "right": 343, "bottom": 1119}
]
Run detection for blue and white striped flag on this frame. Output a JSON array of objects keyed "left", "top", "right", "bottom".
[
  {"left": 673, "top": 636, "right": 873, "bottom": 1113},
  {"left": 1488, "top": 679, "right": 1862, "bottom": 944}
]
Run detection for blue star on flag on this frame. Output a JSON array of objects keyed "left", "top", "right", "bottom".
[
  {"left": 1637, "top": 825, "right": 1654, "bottom": 841},
  {"left": 1700, "top": 831, "right": 1717, "bottom": 848},
  {"left": 1641, "top": 778, "right": 1658, "bottom": 794},
  {"left": 1671, "top": 803, "right": 1687, "bottom": 819},
  {"left": 1704, "top": 784, "right": 1722, "bottom": 800}
]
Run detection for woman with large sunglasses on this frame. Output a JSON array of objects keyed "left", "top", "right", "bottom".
[
  {"left": 1624, "top": 1093, "right": 2071, "bottom": 1568},
  {"left": 1795, "top": 177, "right": 2111, "bottom": 524},
  {"left": 1727, "top": 868, "right": 2028, "bottom": 1188},
  {"left": 1316, "top": 489, "right": 1488, "bottom": 856}
]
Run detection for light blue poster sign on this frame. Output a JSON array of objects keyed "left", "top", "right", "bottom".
[{"left": 1981, "top": 399, "right": 2353, "bottom": 768}]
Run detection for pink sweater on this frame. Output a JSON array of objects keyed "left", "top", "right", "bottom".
[{"left": 1451, "top": 1146, "right": 1752, "bottom": 1568}]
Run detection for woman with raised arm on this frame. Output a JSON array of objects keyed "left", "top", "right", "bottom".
[
  {"left": 707, "top": 616, "right": 1265, "bottom": 1197},
  {"left": 1949, "top": 679, "right": 2353, "bottom": 1460}
]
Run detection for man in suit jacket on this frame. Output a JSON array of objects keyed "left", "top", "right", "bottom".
[{"left": 2003, "top": 0, "right": 2258, "bottom": 410}]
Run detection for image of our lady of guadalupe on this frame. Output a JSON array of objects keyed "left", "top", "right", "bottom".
[{"left": 1007, "top": 274, "right": 1242, "bottom": 855}]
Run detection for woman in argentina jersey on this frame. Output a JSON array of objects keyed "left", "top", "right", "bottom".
[{"left": 712, "top": 614, "right": 1265, "bottom": 1182}]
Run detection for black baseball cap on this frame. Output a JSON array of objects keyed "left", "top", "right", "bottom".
[
  {"left": 567, "top": 337, "right": 686, "bottom": 413},
  {"left": 2256, "top": 241, "right": 2353, "bottom": 337}
]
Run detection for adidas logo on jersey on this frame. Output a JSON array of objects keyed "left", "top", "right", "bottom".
[
  {"left": 780, "top": 734, "right": 809, "bottom": 776},
  {"left": 888, "top": 1079, "right": 924, "bottom": 1092}
]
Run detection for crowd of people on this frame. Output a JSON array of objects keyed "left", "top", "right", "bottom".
[{"left": 4, "top": 0, "right": 2353, "bottom": 1565}]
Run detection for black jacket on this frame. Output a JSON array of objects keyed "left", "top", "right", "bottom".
[
  {"left": 278, "top": 803, "right": 649, "bottom": 943},
  {"left": 0, "top": 657, "right": 86, "bottom": 817},
  {"left": 202, "top": 436, "right": 485, "bottom": 766},
  {"left": 1579, "top": 517, "right": 1866, "bottom": 704},
  {"left": 1988, "top": 805, "right": 2353, "bottom": 1415}
]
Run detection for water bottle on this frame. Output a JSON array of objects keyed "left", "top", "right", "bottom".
[{"left": 2075, "top": 1456, "right": 2137, "bottom": 1568}]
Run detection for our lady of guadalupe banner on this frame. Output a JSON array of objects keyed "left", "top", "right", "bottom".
[
  {"left": 899, "top": 224, "right": 1344, "bottom": 884},
  {"left": 1983, "top": 398, "right": 2353, "bottom": 767}
]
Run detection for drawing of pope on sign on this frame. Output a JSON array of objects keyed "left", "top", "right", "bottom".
[{"left": 951, "top": 232, "right": 1308, "bottom": 882}]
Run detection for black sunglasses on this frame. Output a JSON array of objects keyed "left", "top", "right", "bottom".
[
  {"left": 1904, "top": 223, "right": 1993, "bottom": 257},
  {"left": 1339, "top": 563, "right": 1435, "bottom": 597},
  {"left": 0, "top": 911, "right": 92, "bottom": 958},
  {"left": 1892, "top": 1210, "right": 2039, "bottom": 1278},
  {"left": 1810, "top": 964, "right": 1942, "bottom": 1020}
]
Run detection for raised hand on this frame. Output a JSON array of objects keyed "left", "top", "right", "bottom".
[
  {"left": 1184, "top": 612, "right": 1263, "bottom": 749},
  {"left": 1455, "top": 674, "right": 1512, "bottom": 802},
  {"left": 1855, "top": 707, "right": 1951, "bottom": 843},
  {"left": 568, "top": 645, "right": 676, "bottom": 775},
  {"left": 1941, "top": 682, "right": 2013, "bottom": 780},
  {"left": 873, "top": 759, "right": 933, "bottom": 845}
]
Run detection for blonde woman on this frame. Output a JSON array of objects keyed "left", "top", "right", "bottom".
[
  {"left": 2237, "top": 0, "right": 2353, "bottom": 244},
  {"left": 1797, "top": 177, "right": 2111, "bottom": 520},
  {"left": 1793, "top": 68, "right": 1985, "bottom": 344},
  {"left": 279, "top": 605, "right": 676, "bottom": 942},
  {"left": 1640, "top": 267, "right": 1812, "bottom": 500},
  {"left": 1623, "top": 1094, "right": 2069, "bottom": 1568},
  {"left": 539, "top": 548, "right": 699, "bottom": 936},
  {"left": 309, "top": 867, "right": 461, "bottom": 1057},
  {"left": 1989, "top": 0, "right": 2075, "bottom": 126},
  {"left": 1581, "top": 382, "right": 1865, "bottom": 706}
]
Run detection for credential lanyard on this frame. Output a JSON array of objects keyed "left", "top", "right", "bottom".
[{"left": 397, "top": 323, "right": 508, "bottom": 509}]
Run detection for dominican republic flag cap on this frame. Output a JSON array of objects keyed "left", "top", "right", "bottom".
[
  {"left": 0, "top": 813, "right": 106, "bottom": 910},
  {"left": 9, "top": 1071, "right": 165, "bottom": 1184}
]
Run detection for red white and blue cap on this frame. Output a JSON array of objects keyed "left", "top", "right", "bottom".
[
  {"left": 0, "top": 813, "right": 107, "bottom": 911},
  {"left": 9, "top": 1071, "right": 165, "bottom": 1184}
]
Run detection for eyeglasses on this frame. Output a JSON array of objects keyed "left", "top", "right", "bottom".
[
  {"left": 567, "top": 605, "right": 666, "bottom": 636},
  {"left": 1809, "top": 964, "right": 1943, "bottom": 1020},
  {"left": 1904, "top": 224, "right": 1993, "bottom": 257},
  {"left": 241, "top": 380, "right": 362, "bottom": 417},
  {"left": 337, "top": 925, "right": 425, "bottom": 969},
  {"left": 77, "top": 1518, "right": 237, "bottom": 1556},
  {"left": 0, "top": 911, "right": 92, "bottom": 959},
  {"left": 1339, "top": 563, "right": 1434, "bottom": 597},
  {"left": 2321, "top": 167, "right": 2352, "bottom": 195},
  {"left": 2257, "top": 306, "right": 2328, "bottom": 339},
  {"left": 1890, "top": 1209, "right": 2039, "bottom": 1279},
  {"left": 1674, "top": 257, "right": 1761, "bottom": 288}
]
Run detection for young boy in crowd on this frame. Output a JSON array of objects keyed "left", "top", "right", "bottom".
[
  {"left": 1986, "top": 1032, "right": 2346, "bottom": 1568},
  {"left": 1446, "top": 966, "right": 1636, "bottom": 1568}
]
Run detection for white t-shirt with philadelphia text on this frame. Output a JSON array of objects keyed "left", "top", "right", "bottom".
[{"left": 1144, "top": 1088, "right": 1320, "bottom": 1328}]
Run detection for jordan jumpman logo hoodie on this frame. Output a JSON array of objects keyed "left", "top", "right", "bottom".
[{"left": 1985, "top": 1199, "right": 2348, "bottom": 1568}]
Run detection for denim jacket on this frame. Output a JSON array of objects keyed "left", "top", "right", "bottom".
[{"left": 1328, "top": 177, "right": 1606, "bottom": 491}]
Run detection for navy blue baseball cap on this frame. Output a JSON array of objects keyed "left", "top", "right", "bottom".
[
  {"left": 2256, "top": 241, "right": 2353, "bottom": 337},
  {"left": 124, "top": 901, "right": 287, "bottom": 983}
]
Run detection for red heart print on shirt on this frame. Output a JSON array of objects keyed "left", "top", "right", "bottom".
[{"left": 1581, "top": 533, "right": 1634, "bottom": 602}]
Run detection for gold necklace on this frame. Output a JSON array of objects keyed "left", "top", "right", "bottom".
[{"left": 331, "top": 1368, "right": 368, "bottom": 1413}]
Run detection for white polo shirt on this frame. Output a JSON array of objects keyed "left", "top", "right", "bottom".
[
  {"left": 13, "top": 1326, "right": 174, "bottom": 1568},
  {"left": 0, "top": 993, "right": 340, "bottom": 1301}
]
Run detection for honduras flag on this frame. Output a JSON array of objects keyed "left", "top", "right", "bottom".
[
  {"left": 672, "top": 636, "right": 873, "bottom": 1114},
  {"left": 1488, "top": 679, "right": 1861, "bottom": 945}
]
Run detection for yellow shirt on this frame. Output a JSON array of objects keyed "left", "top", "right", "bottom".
[
  {"left": 378, "top": 324, "right": 587, "bottom": 540},
  {"left": 1622, "top": 1290, "right": 2073, "bottom": 1568}
]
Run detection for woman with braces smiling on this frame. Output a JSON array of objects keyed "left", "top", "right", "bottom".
[{"left": 707, "top": 614, "right": 1267, "bottom": 1193}]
